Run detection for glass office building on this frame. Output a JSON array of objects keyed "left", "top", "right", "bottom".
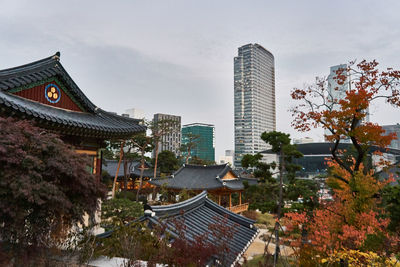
[
  {"left": 182, "top": 123, "right": 215, "bottom": 162},
  {"left": 234, "top": 43, "right": 275, "bottom": 167}
]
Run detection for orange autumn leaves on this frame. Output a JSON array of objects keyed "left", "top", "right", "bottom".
[
  {"left": 285, "top": 60, "right": 400, "bottom": 262},
  {"left": 284, "top": 162, "right": 398, "bottom": 259}
]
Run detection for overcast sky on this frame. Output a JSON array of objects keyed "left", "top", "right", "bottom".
[{"left": 1, "top": 0, "right": 400, "bottom": 158}]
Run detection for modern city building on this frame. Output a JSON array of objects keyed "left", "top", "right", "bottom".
[
  {"left": 382, "top": 124, "right": 400, "bottom": 150},
  {"left": 293, "top": 137, "right": 314, "bottom": 144},
  {"left": 234, "top": 43, "right": 275, "bottom": 167},
  {"left": 124, "top": 108, "right": 146, "bottom": 120},
  {"left": 153, "top": 113, "right": 181, "bottom": 157},
  {"left": 182, "top": 123, "right": 215, "bottom": 162},
  {"left": 218, "top": 150, "right": 234, "bottom": 165}
]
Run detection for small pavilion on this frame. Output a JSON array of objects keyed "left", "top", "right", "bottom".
[
  {"left": 150, "top": 164, "right": 249, "bottom": 213},
  {"left": 0, "top": 52, "right": 145, "bottom": 181}
]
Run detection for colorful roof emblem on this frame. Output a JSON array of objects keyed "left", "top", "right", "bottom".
[{"left": 45, "top": 84, "right": 61, "bottom": 103}]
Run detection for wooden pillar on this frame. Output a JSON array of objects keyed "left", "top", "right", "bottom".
[
  {"left": 229, "top": 193, "right": 232, "bottom": 208},
  {"left": 218, "top": 194, "right": 221, "bottom": 205},
  {"left": 239, "top": 192, "right": 242, "bottom": 205}
]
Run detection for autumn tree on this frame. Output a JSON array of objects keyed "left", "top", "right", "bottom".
[
  {"left": 0, "top": 117, "right": 105, "bottom": 264},
  {"left": 287, "top": 60, "right": 400, "bottom": 263},
  {"left": 291, "top": 60, "right": 400, "bottom": 182}
]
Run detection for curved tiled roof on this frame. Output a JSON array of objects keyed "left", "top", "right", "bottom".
[
  {"left": 102, "top": 160, "right": 153, "bottom": 178},
  {"left": 150, "top": 164, "right": 244, "bottom": 191},
  {"left": 98, "top": 191, "right": 258, "bottom": 266},
  {"left": 0, "top": 52, "right": 96, "bottom": 112},
  {"left": 0, "top": 52, "right": 146, "bottom": 138}
]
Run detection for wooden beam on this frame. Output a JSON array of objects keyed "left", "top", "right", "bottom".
[
  {"left": 218, "top": 194, "right": 221, "bottom": 206},
  {"left": 229, "top": 193, "right": 232, "bottom": 208},
  {"left": 239, "top": 192, "right": 242, "bottom": 205},
  {"left": 111, "top": 141, "right": 125, "bottom": 198},
  {"left": 75, "top": 149, "right": 97, "bottom": 156}
]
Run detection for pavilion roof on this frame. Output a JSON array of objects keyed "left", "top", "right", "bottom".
[
  {"left": 0, "top": 52, "right": 145, "bottom": 138},
  {"left": 149, "top": 164, "right": 244, "bottom": 191},
  {"left": 98, "top": 191, "right": 258, "bottom": 266},
  {"left": 103, "top": 159, "right": 153, "bottom": 178}
]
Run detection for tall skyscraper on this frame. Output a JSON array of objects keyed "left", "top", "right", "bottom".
[
  {"left": 234, "top": 43, "right": 275, "bottom": 167},
  {"left": 182, "top": 123, "right": 215, "bottom": 162},
  {"left": 153, "top": 113, "right": 181, "bottom": 157}
]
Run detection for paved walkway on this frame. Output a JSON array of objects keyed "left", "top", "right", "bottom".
[{"left": 243, "top": 229, "right": 295, "bottom": 261}]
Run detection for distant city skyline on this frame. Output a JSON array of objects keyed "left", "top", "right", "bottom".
[{"left": 1, "top": 1, "right": 400, "bottom": 159}]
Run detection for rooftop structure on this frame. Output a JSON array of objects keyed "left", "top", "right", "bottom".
[
  {"left": 98, "top": 191, "right": 258, "bottom": 266},
  {"left": 0, "top": 52, "right": 145, "bottom": 180},
  {"left": 234, "top": 43, "right": 275, "bottom": 167}
]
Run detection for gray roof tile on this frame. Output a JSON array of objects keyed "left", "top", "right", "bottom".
[
  {"left": 98, "top": 191, "right": 258, "bottom": 266},
  {"left": 150, "top": 164, "right": 244, "bottom": 191}
]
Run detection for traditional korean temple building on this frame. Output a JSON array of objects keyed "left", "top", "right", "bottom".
[
  {"left": 150, "top": 164, "right": 249, "bottom": 213},
  {"left": 103, "top": 159, "right": 155, "bottom": 193},
  {"left": 98, "top": 191, "right": 259, "bottom": 266},
  {"left": 0, "top": 52, "right": 145, "bottom": 180}
]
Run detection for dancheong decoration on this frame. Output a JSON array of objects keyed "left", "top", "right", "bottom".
[{"left": 45, "top": 83, "right": 61, "bottom": 103}]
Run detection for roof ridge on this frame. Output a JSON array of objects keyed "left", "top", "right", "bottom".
[
  {"left": 0, "top": 52, "right": 98, "bottom": 113},
  {"left": 185, "top": 163, "right": 227, "bottom": 169},
  {"left": 216, "top": 164, "right": 234, "bottom": 179},
  {"left": 0, "top": 52, "right": 59, "bottom": 74},
  {"left": 151, "top": 191, "right": 207, "bottom": 216}
]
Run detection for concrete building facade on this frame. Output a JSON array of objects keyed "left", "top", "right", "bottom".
[{"left": 153, "top": 113, "right": 181, "bottom": 157}]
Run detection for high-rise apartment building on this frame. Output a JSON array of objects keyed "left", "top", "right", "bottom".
[
  {"left": 153, "top": 113, "right": 181, "bottom": 157},
  {"left": 234, "top": 43, "right": 275, "bottom": 167},
  {"left": 182, "top": 123, "right": 215, "bottom": 162}
]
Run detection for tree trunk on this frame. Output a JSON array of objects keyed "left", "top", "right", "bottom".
[
  {"left": 136, "top": 158, "right": 145, "bottom": 202},
  {"left": 186, "top": 147, "right": 191, "bottom": 164},
  {"left": 111, "top": 141, "right": 125, "bottom": 198},
  {"left": 123, "top": 156, "right": 128, "bottom": 192},
  {"left": 274, "top": 149, "right": 285, "bottom": 266},
  {"left": 151, "top": 142, "right": 159, "bottom": 200},
  {"left": 153, "top": 141, "right": 159, "bottom": 179}
]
